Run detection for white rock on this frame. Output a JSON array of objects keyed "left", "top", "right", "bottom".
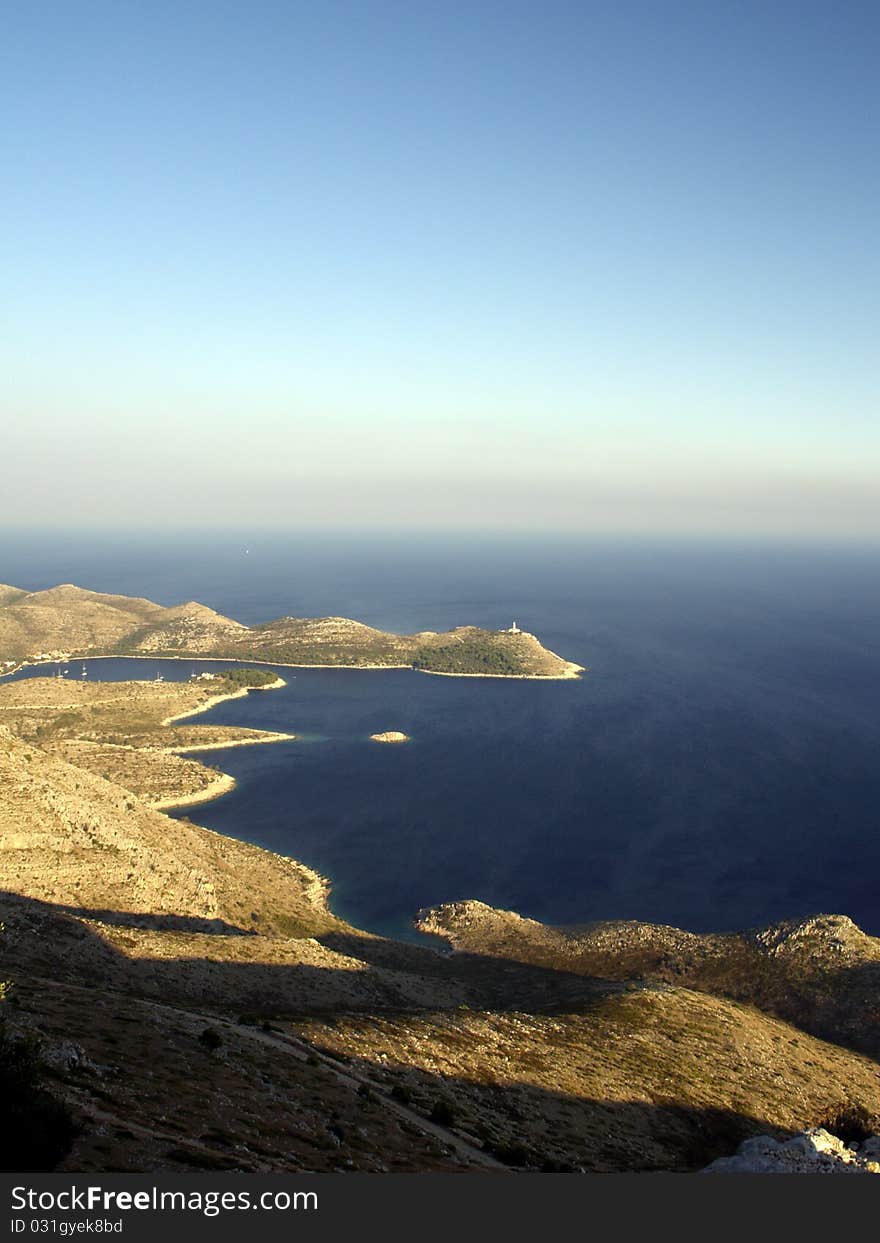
[{"left": 703, "top": 1129, "right": 880, "bottom": 1174}]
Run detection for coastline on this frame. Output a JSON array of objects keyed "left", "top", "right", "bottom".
[
  {"left": 1, "top": 653, "right": 584, "bottom": 681},
  {"left": 150, "top": 771, "right": 237, "bottom": 811},
  {"left": 154, "top": 674, "right": 293, "bottom": 807},
  {"left": 137, "top": 677, "right": 294, "bottom": 810},
  {"left": 418, "top": 661, "right": 585, "bottom": 681},
  {"left": 159, "top": 675, "right": 287, "bottom": 727},
  {"left": 165, "top": 731, "right": 296, "bottom": 754},
  {"left": 1, "top": 649, "right": 582, "bottom": 923}
]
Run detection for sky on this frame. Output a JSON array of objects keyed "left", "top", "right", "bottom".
[{"left": 2, "top": 0, "right": 878, "bottom": 536}]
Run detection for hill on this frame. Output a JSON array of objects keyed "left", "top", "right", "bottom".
[
  {"left": 416, "top": 900, "right": 880, "bottom": 1060},
  {"left": 0, "top": 583, "right": 583, "bottom": 678},
  {"left": 0, "top": 584, "right": 169, "bottom": 661}
]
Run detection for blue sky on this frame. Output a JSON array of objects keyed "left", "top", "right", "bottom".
[{"left": 3, "top": 1, "right": 878, "bottom": 534}]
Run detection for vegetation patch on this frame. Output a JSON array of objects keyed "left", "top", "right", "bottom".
[{"left": 0, "top": 1022, "right": 77, "bottom": 1171}]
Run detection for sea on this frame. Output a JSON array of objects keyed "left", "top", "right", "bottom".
[{"left": 4, "top": 528, "right": 880, "bottom": 942}]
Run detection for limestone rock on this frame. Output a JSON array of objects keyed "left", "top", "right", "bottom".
[{"left": 703, "top": 1128, "right": 880, "bottom": 1174}]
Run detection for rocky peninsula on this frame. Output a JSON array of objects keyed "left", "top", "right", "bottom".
[
  {"left": 0, "top": 669, "right": 292, "bottom": 811},
  {"left": 0, "top": 583, "right": 584, "bottom": 679}
]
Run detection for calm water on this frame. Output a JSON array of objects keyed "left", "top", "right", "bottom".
[{"left": 4, "top": 530, "right": 880, "bottom": 940}]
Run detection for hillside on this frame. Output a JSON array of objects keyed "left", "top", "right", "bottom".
[
  {"left": 416, "top": 900, "right": 880, "bottom": 1060},
  {"left": 291, "top": 990, "right": 880, "bottom": 1173},
  {"left": 0, "top": 583, "right": 583, "bottom": 678},
  {"left": 0, "top": 585, "right": 166, "bottom": 661}
]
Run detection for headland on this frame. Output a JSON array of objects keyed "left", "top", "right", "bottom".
[{"left": 0, "top": 583, "right": 584, "bottom": 680}]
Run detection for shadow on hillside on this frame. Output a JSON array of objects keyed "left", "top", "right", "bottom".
[
  {"left": 51, "top": 905, "right": 255, "bottom": 936},
  {"left": 7, "top": 890, "right": 880, "bottom": 1049},
  {"left": 2, "top": 890, "right": 876, "bottom": 1175},
  {"left": 5, "top": 890, "right": 880, "bottom": 1058},
  {"left": 320, "top": 928, "right": 880, "bottom": 1065},
  {"left": 289, "top": 1054, "right": 793, "bottom": 1173},
  {"left": 317, "top": 929, "right": 627, "bottom": 1010},
  {"left": 0, "top": 891, "right": 615, "bottom": 1016}
]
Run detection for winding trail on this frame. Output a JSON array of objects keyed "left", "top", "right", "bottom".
[{"left": 31, "top": 974, "right": 509, "bottom": 1173}]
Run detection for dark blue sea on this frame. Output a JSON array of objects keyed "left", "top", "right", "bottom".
[{"left": 4, "top": 530, "right": 880, "bottom": 941}]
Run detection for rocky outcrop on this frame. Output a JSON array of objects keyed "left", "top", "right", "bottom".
[
  {"left": 416, "top": 901, "right": 880, "bottom": 1059},
  {"left": 703, "top": 1129, "right": 880, "bottom": 1174},
  {"left": 124, "top": 601, "right": 247, "bottom": 652}
]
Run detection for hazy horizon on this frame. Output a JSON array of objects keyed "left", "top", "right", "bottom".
[
  {"left": 4, "top": 2, "right": 878, "bottom": 538},
  {"left": 3, "top": 520, "right": 880, "bottom": 546}
]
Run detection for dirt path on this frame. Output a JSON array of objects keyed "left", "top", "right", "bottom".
[{"left": 29, "top": 974, "right": 509, "bottom": 1173}]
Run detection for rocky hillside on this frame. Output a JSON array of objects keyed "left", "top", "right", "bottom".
[
  {"left": 416, "top": 900, "right": 880, "bottom": 1059},
  {"left": 0, "top": 725, "right": 331, "bottom": 938},
  {"left": 0, "top": 584, "right": 27, "bottom": 607},
  {"left": 290, "top": 987, "right": 880, "bottom": 1173},
  {"left": 0, "top": 583, "right": 582, "bottom": 677},
  {"left": 0, "top": 585, "right": 167, "bottom": 661},
  {"left": 118, "top": 601, "right": 248, "bottom": 653}
]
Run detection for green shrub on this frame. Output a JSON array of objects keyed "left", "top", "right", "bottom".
[
  {"left": 492, "top": 1142, "right": 532, "bottom": 1167},
  {"left": 216, "top": 668, "right": 277, "bottom": 689},
  {"left": 429, "top": 1098, "right": 456, "bottom": 1126},
  {"left": 414, "top": 636, "right": 527, "bottom": 675},
  {"left": 0, "top": 1026, "right": 77, "bottom": 1171}
]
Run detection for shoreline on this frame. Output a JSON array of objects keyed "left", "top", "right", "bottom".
[
  {"left": 148, "top": 678, "right": 295, "bottom": 810},
  {"left": 154, "top": 674, "right": 293, "bottom": 806},
  {"left": 418, "top": 661, "right": 585, "bottom": 680},
  {"left": 2, "top": 649, "right": 581, "bottom": 933},
  {"left": 57, "top": 730, "right": 297, "bottom": 756},
  {"left": 1, "top": 654, "right": 583, "bottom": 681},
  {"left": 159, "top": 675, "right": 287, "bottom": 726},
  {"left": 164, "top": 730, "right": 296, "bottom": 754},
  {"left": 149, "top": 771, "right": 238, "bottom": 812}
]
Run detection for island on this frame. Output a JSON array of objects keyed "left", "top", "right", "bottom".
[{"left": 0, "top": 583, "right": 584, "bottom": 679}]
